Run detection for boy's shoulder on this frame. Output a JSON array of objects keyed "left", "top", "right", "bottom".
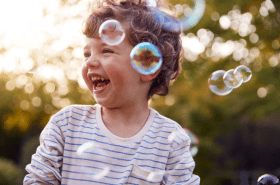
[
  {"left": 152, "top": 108, "right": 190, "bottom": 141},
  {"left": 51, "top": 104, "right": 96, "bottom": 119},
  {"left": 153, "top": 108, "right": 181, "bottom": 127}
]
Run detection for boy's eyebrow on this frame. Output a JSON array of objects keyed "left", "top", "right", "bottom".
[{"left": 83, "top": 43, "right": 121, "bottom": 51}]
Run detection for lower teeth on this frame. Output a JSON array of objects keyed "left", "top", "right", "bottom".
[{"left": 95, "top": 84, "right": 106, "bottom": 90}]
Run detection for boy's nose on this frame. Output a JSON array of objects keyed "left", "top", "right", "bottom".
[{"left": 85, "top": 56, "right": 100, "bottom": 68}]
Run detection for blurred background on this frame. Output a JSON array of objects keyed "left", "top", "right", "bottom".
[{"left": 0, "top": 0, "right": 279, "bottom": 184}]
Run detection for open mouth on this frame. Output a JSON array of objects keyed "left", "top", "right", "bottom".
[{"left": 91, "top": 77, "right": 110, "bottom": 91}]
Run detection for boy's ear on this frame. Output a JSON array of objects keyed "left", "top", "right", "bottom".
[{"left": 140, "top": 69, "right": 161, "bottom": 82}]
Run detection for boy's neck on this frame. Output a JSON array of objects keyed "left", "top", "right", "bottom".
[{"left": 100, "top": 103, "right": 150, "bottom": 138}]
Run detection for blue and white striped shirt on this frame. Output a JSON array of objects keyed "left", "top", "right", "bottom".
[{"left": 24, "top": 104, "right": 200, "bottom": 184}]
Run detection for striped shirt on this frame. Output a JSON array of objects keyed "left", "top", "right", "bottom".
[{"left": 24, "top": 104, "right": 200, "bottom": 184}]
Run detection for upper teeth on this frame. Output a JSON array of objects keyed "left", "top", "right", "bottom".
[{"left": 91, "top": 77, "right": 106, "bottom": 82}]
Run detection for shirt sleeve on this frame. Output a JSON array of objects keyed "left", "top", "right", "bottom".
[
  {"left": 162, "top": 126, "right": 200, "bottom": 185},
  {"left": 23, "top": 114, "right": 65, "bottom": 185}
]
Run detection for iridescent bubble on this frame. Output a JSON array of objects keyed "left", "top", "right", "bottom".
[
  {"left": 19, "top": 47, "right": 47, "bottom": 74},
  {"left": 234, "top": 65, "right": 252, "bottom": 83},
  {"left": 184, "top": 128, "right": 199, "bottom": 156},
  {"left": 152, "top": 0, "right": 206, "bottom": 31},
  {"left": 257, "top": 174, "right": 279, "bottom": 185},
  {"left": 99, "top": 19, "right": 125, "bottom": 46},
  {"left": 223, "top": 69, "right": 243, "bottom": 88},
  {"left": 130, "top": 42, "right": 162, "bottom": 75},
  {"left": 208, "top": 70, "right": 233, "bottom": 96},
  {"left": 180, "top": 0, "right": 206, "bottom": 30}
]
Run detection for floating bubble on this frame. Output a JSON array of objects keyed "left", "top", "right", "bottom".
[
  {"left": 234, "top": 65, "right": 252, "bottom": 83},
  {"left": 147, "top": 170, "right": 165, "bottom": 182},
  {"left": 99, "top": 19, "right": 125, "bottom": 46},
  {"left": 152, "top": 0, "right": 206, "bottom": 32},
  {"left": 168, "top": 131, "right": 177, "bottom": 142},
  {"left": 77, "top": 142, "right": 109, "bottom": 180},
  {"left": 180, "top": 0, "right": 206, "bottom": 30},
  {"left": 76, "top": 142, "right": 95, "bottom": 156},
  {"left": 147, "top": 0, "right": 158, "bottom": 7},
  {"left": 257, "top": 174, "right": 279, "bottom": 185},
  {"left": 19, "top": 47, "right": 47, "bottom": 74},
  {"left": 223, "top": 69, "right": 243, "bottom": 88},
  {"left": 92, "top": 166, "right": 110, "bottom": 180},
  {"left": 130, "top": 42, "right": 162, "bottom": 75},
  {"left": 208, "top": 70, "right": 233, "bottom": 96},
  {"left": 184, "top": 128, "right": 199, "bottom": 156}
]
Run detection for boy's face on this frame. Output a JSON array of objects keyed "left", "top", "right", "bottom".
[{"left": 82, "top": 34, "right": 150, "bottom": 108}]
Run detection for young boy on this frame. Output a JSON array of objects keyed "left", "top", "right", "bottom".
[{"left": 23, "top": 0, "right": 200, "bottom": 184}]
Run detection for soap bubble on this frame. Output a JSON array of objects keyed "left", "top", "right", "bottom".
[
  {"left": 168, "top": 131, "right": 177, "bottom": 142},
  {"left": 168, "top": 129, "right": 199, "bottom": 156},
  {"left": 76, "top": 142, "right": 110, "bottom": 180},
  {"left": 223, "top": 69, "right": 243, "bottom": 88},
  {"left": 130, "top": 42, "right": 162, "bottom": 75},
  {"left": 257, "top": 174, "right": 279, "bottom": 185},
  {"left": 147, "top": 170, "right": 165, "bottom": 182},
  {"left": 180, "top": 0, "right": 206, "bottom": 30},
  {"left": 99, "top": 19, "right": 125, "bottom": 46},
  {"left": 234, "top": 65, "right": 252, "bottom": 83},
  {"left": 184, "top": 128, "right": 199, "bottom": 156},
  {"left": 147, "top": 0, "right": 157, "bottom": 7},
  {"left": 19, "top": 47, "right": 47, "bottom": 74},
  {"left": 208, "top": 70, "right": 233, "bottom": 96},
  {"left": 152, "top": 0, "right": 206, "bottom": 32},
  {"left": 76, "top": 142, "right": 95, "bottom": 156},
  {"left": 92, "top": 167, "right": 110, "bottom": 180}
]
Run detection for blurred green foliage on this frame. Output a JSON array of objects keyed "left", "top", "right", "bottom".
[
  {"left": 0, "top": 157, "right": 23, "bottom": 185},
  {"left": 0, "top": 0, "right": 280, "bottom": 184}
]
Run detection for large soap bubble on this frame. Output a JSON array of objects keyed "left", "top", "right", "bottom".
[
  {"left": 130, "top": 42, "right": 162, "bottom": 75},
  {"left": 99, "top": 19, "right": 125, "bottom": 46}
]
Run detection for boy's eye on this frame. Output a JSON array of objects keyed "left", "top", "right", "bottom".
[
  {"left": 102, "top": 49, "right": 114, "bottom": 53},
  {"left": 84, "top": 52, "right": 91, "bottom": 58}
]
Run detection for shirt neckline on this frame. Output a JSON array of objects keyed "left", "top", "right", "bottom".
[{"left": 95, "top": 104, "right": 156, "bottom": 145}]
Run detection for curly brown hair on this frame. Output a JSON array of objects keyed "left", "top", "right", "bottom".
[{"left": 82, "top": 0, "right": 183, "bottom": 99}]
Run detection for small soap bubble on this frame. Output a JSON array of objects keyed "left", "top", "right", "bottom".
[
  {"left": 208, "top": 70, "right": 233, "bottom": 96},
  {"left": 223, "top": 69, "right": 243, "bottom": 88},
  {"left": 184, "top": 128, "right": 199, "bottom": 156},
  {"left": 147, "top": 170, "right": 165, "bottom": 182},
  {"left": 99, "top": 19, "right": 125, "bottom": 46},
  {"left": 234, "top": 65, "right": 252, "bottom": 83},
  {"left": 147, "top": 172, "right": 156, "bottom": 181},
  {"left": 92, "top": 166, "right": 110, "bottom": 180},
  {"left": 20, "top": 47, "right": 47, "bottom": 74},
  {"left": 168, "top": 131, "right": 177, "bottom": 142},
  {"left": 147, "top": 0, "right": 157, "bottom": 7},
  {"left": 257, "top": 174, "right": 279, "bottom": 185},
  {"left": 76, "top": 142, "right": 94, "bottom": 156},
  {"left": 130, "top": 42, "right": 162, "bottom": 75}
]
